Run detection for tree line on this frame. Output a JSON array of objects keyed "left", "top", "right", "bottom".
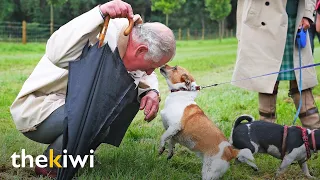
[{"left": 0, "top": 0, "right": 237, "bottom": 33}]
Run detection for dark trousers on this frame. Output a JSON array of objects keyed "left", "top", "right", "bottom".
[{"left": 23, "top": 105, "right": 65, "bottom": 157}]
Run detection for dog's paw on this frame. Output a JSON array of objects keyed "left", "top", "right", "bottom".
[
  {"left": 306, "top": 175, "right": 316, "bottom": 179},
  {"left": 167, "top": 152, "right": 174, "bottom": 160},
  {"left": 252, "top": 166, "right": 259, "bottom": 172},
  {"left": 275, "top": 170, "right": 284, "bottom": 179},
  {"left": 158, "top": 146, "right": 165, "bottom": 155}
]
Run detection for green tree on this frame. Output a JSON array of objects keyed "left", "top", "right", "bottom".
[
  {"left": 126, "top": 0, "right": 149, "bottom": 20},
  {"left": 151, "top": 0, "right": 186, "bottom": 26},
  {"left": 178, "top": 0, "right": 210, "bottom": 39},
  {"left": 0, "top": 0, "right": 238, "bottom": 41},
  {"left": 163, "top": 0, "right": 216, "bottom": 40},
  {"left": 205, "top": 0, "right": 231, "bottom": 40},
  {"left": 47, "top": 0, "right": 67, "bottom": 34},
  {"left": 0, "top": 0, "right": 15, "bottom": 21}
]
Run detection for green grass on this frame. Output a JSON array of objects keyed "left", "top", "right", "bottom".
[{"left": 1, "top": 39, "right": 320, "bottom": 179}]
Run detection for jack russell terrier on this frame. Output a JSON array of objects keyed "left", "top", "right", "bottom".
[
  {"left": 159, "top": 65, "right": 258, "bottom": 180},
  {"left": 231, "top": 115, "right": 319, "bottom": 178}
]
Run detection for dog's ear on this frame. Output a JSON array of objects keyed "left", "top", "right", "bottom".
[{"left": 181, "top": 73, "right": 191, "bottom": 88}]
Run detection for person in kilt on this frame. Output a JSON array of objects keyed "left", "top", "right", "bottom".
[{"left": 233, "top": 0, "right": 320, "bottom": 129}]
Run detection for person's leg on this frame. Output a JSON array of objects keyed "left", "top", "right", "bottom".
[
  {"left": 23, "top": 105, "right": 64, "bottom": 145},
  {"left": 289, "top": 80, "right": 320, "bottom": 129},
  {"left": 259, "top": 81, "right": 279, "bottom": 123},
  {"left": 23, "top": 105, "right": 65, "bottom": 177}
]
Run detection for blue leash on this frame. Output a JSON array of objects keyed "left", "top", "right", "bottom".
[
  {"left": 200, "top": 62, "right": 320, "bottom": 88},
  {"left": 293, "top": 29, "right": 304, "bottom": 125}
]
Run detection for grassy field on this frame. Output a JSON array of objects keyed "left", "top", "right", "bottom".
[{"left": 1, "top": 39, "right": 320, "bottom": 180}]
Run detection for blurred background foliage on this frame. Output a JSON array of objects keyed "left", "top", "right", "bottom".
[{"left": 0, "top": 0, "right": 237, "bottom": 30}]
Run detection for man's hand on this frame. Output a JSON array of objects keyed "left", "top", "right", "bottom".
[
  {"left": 140, "top": 91, "right": 160, "bottom": 122},
  {"left": 100, "top": 0, "right": 133, "bottom": 19},
  {"left": 300, "top": 18, "right": 310, "bottom": 30}
]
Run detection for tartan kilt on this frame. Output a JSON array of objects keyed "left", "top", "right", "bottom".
[{"left": 277, "top": 16, "right": 296, "bottom": 81}]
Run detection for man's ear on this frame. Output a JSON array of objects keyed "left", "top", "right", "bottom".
[
  {"left": 135, "top": 45, "right": 148, "bottom": 57},
  {"left": 181, "top": 73, "right": 191, "bottom": 88}
]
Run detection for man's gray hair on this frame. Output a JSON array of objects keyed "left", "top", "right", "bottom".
[{"left": 132, "top": 23, "right": 176, "bottom": 62}]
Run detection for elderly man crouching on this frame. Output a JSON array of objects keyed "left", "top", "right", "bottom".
[{"left": 10, "top": 0, "right": 176, "bottom": 178}]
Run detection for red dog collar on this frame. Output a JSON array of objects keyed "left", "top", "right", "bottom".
[{"left": 296, "top": 126, "right": 311, "bottom": 160}]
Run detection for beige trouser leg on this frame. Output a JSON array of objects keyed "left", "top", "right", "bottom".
[
  {"left": 259, "top": 81, "right": 279, "bottom": 123},
  {"left": 290, "top": 80, "right": 320, "bottom": 129}
]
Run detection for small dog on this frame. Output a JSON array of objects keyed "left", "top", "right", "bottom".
[
  {"left": 231, "top": 115, "right": 319, "bottom": 178},
  {"left": 159, "top": 65, "right": 258, "bottom": 180}
]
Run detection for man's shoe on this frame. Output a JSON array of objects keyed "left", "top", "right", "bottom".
[{"left": 35, "top": 165, "right": 57, "bottom": 179}]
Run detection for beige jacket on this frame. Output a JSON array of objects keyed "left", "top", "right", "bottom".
[
  {"left": 10, "top": 7, "right": 159, "bottom": 132},
  {"left": 233, "top": 0, "right": 318, "bottom": 93}
]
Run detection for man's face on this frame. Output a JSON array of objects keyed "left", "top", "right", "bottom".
[
  {"left": 128, "top": 55, "right": 171, "bottom": 75},
  {"left": 123, "top": 41, "right": 172, "bottom": 75}
]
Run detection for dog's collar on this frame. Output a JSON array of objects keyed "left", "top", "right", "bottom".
[
  {"left": 170, "top": 86, "right": 201, "bottom": 93},
  {"left": 282, "top": 126, "right": 315, "bottom": 161},
  {"left": 296, "top": 126, "right": 312, "bottom": 160}
]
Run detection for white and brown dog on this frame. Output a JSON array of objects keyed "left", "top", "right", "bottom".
[
  {"left": 159, "top": 65, "right": 258, "bottom": 180},
  {"left": 231, "top": 115, "right": 320, "bottom": 178}
]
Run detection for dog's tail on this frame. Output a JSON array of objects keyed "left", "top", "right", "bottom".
[
  {"left": 233, "top": 114, "right": 254, "bottom": 129},
  {"left": 229, "top": 114, "right": 254, "bottom": 144},
  {"left": 232, "top": 148, "right": 258, "bottom": 171}
]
